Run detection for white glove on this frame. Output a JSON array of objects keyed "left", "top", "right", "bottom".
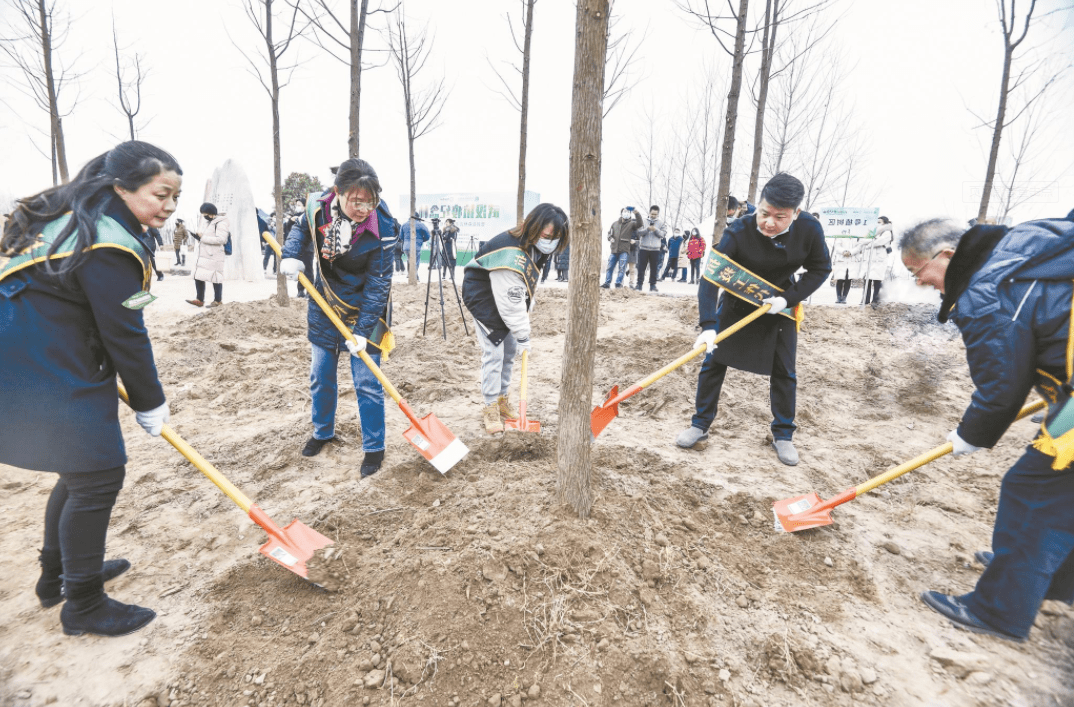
[
  {"left": 280, "top": 258, "right": 304, "bottom": 280},
  {"left": 762, "top": 296, "right": 788, "bottom": 315},
  {"left": 947, "top": 429, "right": 983, "bottom": 457},
  {"left": 135, "top": 401, "right": 170, "bottom": 437},
  {"left": 694, "top": 329, "right": 718, "bottom": 353},
  {"left": 345, "top": 336, "right": 367, "bottom": 357},
  {"left": 516, "top": 338, "right": 531, "bottom": 359}
]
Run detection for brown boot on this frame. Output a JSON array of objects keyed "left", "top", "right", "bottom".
[
  {"left": 186, "top": 299, "right": 204, "bottom": 307},
  {"left": 483, "top": 402, "right": 504, "bottom": 435},
  {"left": 497, "top": 394, "right": 518, "bottom": 421}
]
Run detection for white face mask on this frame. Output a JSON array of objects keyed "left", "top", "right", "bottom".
[
  {"left": 535, "top": 238, "right": 559, "bottom": 254},
  {"left": 621, "top": 210, "right": 631, "bottom": 220}
]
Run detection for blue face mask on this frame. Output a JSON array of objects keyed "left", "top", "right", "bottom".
[{"left": 535, "top": 238, "right": 559, "bottom": 254}]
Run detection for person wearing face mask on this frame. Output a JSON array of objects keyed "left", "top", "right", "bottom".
[
  {"left": 635, "top": 205, "right": 667, "bottom": 292},
  {"left": 675, "top": 173, "right": 831, "bottom": 467},
  {"left": 186, "top": 203, "right": 229, "bottom": 308},
  {"left": 0, "top": 141, "right": 180, "bottom": 637},
  {"left": 601, "top": 206, "right": 642, "bottom": 289},
  {"left": 462, "top": 203, "right": 570, "bottom": 434},
  {"left": 279, "top": 158, "right": 397, "bottom": 478}
]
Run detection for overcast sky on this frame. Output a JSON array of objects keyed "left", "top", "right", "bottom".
[{"left": 1, "top": 0, "right": 1072, "bottom": 233}]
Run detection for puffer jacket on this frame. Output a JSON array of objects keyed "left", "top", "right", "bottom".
[
  {"left": 686, "top": 235, "right": 706, "bottom": 260},
  {"left": 949, "top": 213, "right": 1074, "bottom": 448},
  {"left": 193, "top": 214, "right": 229, "bottom": 283}
]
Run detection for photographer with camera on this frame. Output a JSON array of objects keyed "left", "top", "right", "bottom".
[
  {"left": 636, "top": 205, "right": 667, "bottom": 292},
  {"left": 441, "top": 217, "right": 459, "bottom": 279}
]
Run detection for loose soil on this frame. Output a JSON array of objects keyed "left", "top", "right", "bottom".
[{"left": 2, "top": 283, "right": 1072, "bottom": 707}]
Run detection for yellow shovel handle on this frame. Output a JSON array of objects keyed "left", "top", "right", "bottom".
[
  {"left": 262, "top": 231, "right": 403, "bottom": 404},
  {"left": 116, "top": 382, "right": 253, "bottom": 512},
  {"left": 855, "top": 398, "right": 1047, "bottom": 496},
  {"left": 637, "top": 303, "right": 772, "bottom": 389}
]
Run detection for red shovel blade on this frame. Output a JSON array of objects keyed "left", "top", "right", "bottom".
[
  {"left": 772, "top": 493, "right": 829, "bottom": 533},
  {"left": 402, "top": 409, "right": 469, "bottom": 475},
  {"left": 590, "top": 385, "right": 621, "bottom": 438},
  {"left": 249, "top": 505, "right": 333, "bottom": 579},
  {"left": 504, "top": 400, "right": 541, "bottom": 433}
]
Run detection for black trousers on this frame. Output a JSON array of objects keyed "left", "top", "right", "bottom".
[
  {"left": 540, "top": 257, "right": 552, "bottom": 283},
  {"left": 42, "top": 466, "right": 126, "bottom": 584},
  {"left": 636, "top": 250, "right": 661, "bottom": 288},
  {"left": 263, "top": 248, "right": 277, "bottom": 273},
  {"left": 691, "top": 350, "right": 797, "bottom": 441},
  {"left": 689, "top": 259, "right": 701, "bottom": 282},
  {"left": 863, "top": 280, "right": 882, "bottom": 304},
  {"left": 835, "top": 279, "right": 852, "bottom": 301},
  {"left": 661, "top": 256, "right": 679, "bottom": 280},
  {"left": 174, "top": 248, "right": 185, "bottom": 266},
  {"left": 195, "top": 280, "right": 223, "bottom": 302}
]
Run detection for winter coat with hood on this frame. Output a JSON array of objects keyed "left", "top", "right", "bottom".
[
  {"left": 943, "top": 212, "right": 1074, "bottom": 448},
  {"left": 192, "top": 214, "right": 229, "bottom": 283}
]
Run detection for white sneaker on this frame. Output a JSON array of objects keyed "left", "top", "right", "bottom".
[
  {"left": 772, "top": 440, "right": 799, "bottom": 466},
  {"left": 676, "top": 427, "right": 709, "bottom": 448}
]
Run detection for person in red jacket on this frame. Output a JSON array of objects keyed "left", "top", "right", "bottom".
[{"left": 685, "top": 228, "right": 706, "bottom": 284}]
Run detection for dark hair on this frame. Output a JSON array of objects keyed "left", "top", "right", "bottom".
[
  {"left": 2, "top": 140, "right": 182, "bottom": 283},
  {"left": 898, "top": 218, "right": 964, "bottom": 259},
  {"left": 759, "top": 173, "right": 805, "bottom": 210},
  {"left": 728, "top": 196, "right": 740, "bottom": 211},
  {"left": 509, "top": 203, "right": 569, "bottom": 255},
  {"left": 878, "top": 216, "right": 890, "bottom": 224},
  {"left": 200, "top": 202, "right": 218, "bottom": 216},
  {"left": 649, "top": 205, "right": 660, "bottom": 213},
  {"left": 334, "top": 158, "right": 381, "bottom": 206}
]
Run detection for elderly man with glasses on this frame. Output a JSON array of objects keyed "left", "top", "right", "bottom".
[{"left": 899, "top": 210, "right": 1074, "bottom": 643}]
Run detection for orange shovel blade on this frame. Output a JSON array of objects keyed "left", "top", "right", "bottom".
[
  {"left": 504, "top": 401, "right": 541, "bottom": 433},
  {"left": 249, "top": 505, "right": 333, "bottom": 579},
  {"left": 590, "top": 385, "right": 621, "bottom": 438},
  {"left": 402, "top": 410, "right": 469, "bottom": 475},
  {"left": 772, "top": 493, "right": 830, "bottom": 533}
]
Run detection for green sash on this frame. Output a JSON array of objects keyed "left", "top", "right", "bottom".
[
  {"left": 465, "top": 246, "right": 541, "bottom": 300},
  {"left": 701, "top": 248, "right": 798, "bottom": 321},
  {"left": 0, "top": 214, "right": 152, "bottom": 290}
]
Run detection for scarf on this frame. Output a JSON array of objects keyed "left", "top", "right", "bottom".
[
  {"left": 937, "top": 224, "right": 1009, "bottom": 323},
  {"left": 320, "top": 196, "right": 356, "bottom": 261}
]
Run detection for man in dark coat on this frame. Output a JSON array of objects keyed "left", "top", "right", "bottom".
[
  {"left": 675, "top": 173, "right": 831, "bottom": 466},
  {"left": 902, "top": 210, "right": 1074, "bottom": 643}
]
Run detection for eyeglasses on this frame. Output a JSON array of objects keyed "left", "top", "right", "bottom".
[
  {"left": 908, "top": 249, "right": 944, "bottom": 279},
  {"left": 345, "top": 200, "right": 377, "bottom": 211}
]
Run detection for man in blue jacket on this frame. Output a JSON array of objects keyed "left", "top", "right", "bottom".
[
  {"left": 400, "top": 213, "right": 430, "bottom": 280},
  {"left": 901, "top": 210, "right": 1074, "bottom": 643}
]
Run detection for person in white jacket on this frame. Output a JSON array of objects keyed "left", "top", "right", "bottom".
[
  {"left": 461, "top": 203, "right": 570, "bottom": 434},
  {"left": 186, "top": 202, "right": 230, "bottom": 307},
  {"left": 849, "top": 216, "right": 893, "bottom": 306}
]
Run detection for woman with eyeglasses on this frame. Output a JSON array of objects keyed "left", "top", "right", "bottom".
[{"left": 279, "top": 159, "right": 397, "bottom": 478}]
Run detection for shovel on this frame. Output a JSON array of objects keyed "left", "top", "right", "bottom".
[
  {"left": 590, "top": 304, "right": 771, "bottom": 438},
  {"left": 117, "top": 382, "right": 331, "bottom": 579},
  {"left": 504, "top": 350, "right": 540, "bottom": 433},
  {"left": 772, "top": 398, "right": 1047, "bottom": 533},
  {"left": 262, "top": 232, "right": 468, "bottom": 474}
]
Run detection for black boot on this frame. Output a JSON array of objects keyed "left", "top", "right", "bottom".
[
  {"left": 360, "top": 450, "right": 385, "bottom": 478},
  {"left": 60, "top": 577, "right": 155, "bottom": 637},
  {"left": 36, "top": 549, "right": 63, "bottom": 608},
  {"left": 38, "top": 551, "right": 131, "bottom": 608}
]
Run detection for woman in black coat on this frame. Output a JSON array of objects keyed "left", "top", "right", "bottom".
[{"left": 0, "top": 141, "right": 181, "bottom": 637}]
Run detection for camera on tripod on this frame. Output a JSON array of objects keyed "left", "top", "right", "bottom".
[{"left": 430, "top": 217, "right": 442, "bottom": 234}]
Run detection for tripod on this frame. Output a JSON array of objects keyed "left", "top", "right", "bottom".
[{"left": 423, "top": 227, "right": 470, "bottom": 339}]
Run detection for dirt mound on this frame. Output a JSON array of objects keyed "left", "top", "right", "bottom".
[{"left": 1, "top": 286, "right": 1072, "bottom": 707}]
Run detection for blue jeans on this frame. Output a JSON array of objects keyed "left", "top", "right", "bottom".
[
  {"left": 604, "top": 252, "right": 629, "bottom": 285},
  {"left": 964, "top": 446, "right": 1074, "bottom": 638},
  {"left": 310, "top": 342, "right": 386, "bottom": 452}
]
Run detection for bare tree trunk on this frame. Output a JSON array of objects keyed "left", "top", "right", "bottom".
[
  {"left": 711, "top": 0, "right": 750, "bottom": 246},
  {"left": 557, "top": 0, "right": 609, "bottom": 520},
  {"left": 747, "top": 0, "right": 777, "bottom": 203},
  {"left": 408, "top": 143, "right": 417, "bottom": 285},
  {"left": 348, "top": 0, "right": 369, "bottom": 158},
  {"left": 266, "top": 0, "right": 289, "bottom": 305},
  {"left": 37, "top": 0, "right": 67, "bottom": 183},
  {"left": 514, "top": 0, "right": 536, "bottom": 224},
  {"left": 979, "top": 0, "right": 1036, "bottom": 222}
]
